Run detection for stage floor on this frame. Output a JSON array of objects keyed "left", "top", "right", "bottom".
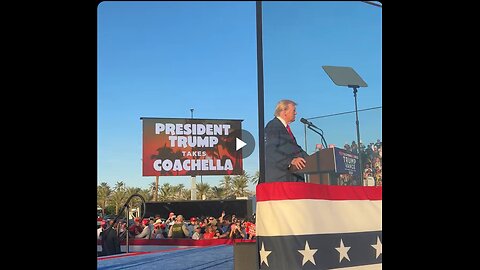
[{"left": 97, "top": 244, "right": 234, "bottom": 270}]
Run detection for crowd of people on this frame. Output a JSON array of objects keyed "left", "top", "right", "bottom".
[
  {"left": 337, "top": 139, "right": 382, "bottom": 186},
  {"left": 98, "top": 211, "right": 256, "bottom": 255}
]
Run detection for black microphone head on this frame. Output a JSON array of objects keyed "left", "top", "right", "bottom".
[{"left": 300, "top": 118, "right": 309, "bottom": 125}]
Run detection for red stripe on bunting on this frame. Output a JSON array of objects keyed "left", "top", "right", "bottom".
[{"left": 256, "top": 182, "right": 382, "bottom": 201}]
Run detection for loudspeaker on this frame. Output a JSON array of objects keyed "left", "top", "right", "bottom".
[{"left": 234, "top": 242, "right": 259, "bottom": 270}]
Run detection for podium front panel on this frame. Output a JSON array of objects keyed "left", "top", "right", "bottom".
[{"left": 293, "top": 147, "right": 360, "bottom": 185}]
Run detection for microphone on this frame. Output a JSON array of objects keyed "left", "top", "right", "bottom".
[
  {"left": 300, "top": 118, "right": 319, "bottom": 129},
  {"left": 301, "top": 118, "right": 327, "bottom": 147}
]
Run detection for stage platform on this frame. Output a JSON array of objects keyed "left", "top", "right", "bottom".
[{"left": 98, "top": 244, "right": 233, "bottom": 270}]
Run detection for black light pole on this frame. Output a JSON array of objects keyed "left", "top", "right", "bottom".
[
  {"left": 256, "top": 1, "right": 265, "bottom": 184},
  {"left": 351, "top": 85, "right": 362, "bottom": 184},
  {"left": 255, "top": 2, "right": 264, "bottom": 269}
]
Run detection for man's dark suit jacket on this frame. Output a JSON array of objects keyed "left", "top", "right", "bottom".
[{"left": 265, "top": 117, "right": 308, "bottom": 182}]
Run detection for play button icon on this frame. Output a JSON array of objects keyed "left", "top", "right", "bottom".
[
  {"left": 237, "top": 129, "right": 255, "bottom": 159},
  {"left": 236, "top": 138, "right": 247, "bottom": 151}
]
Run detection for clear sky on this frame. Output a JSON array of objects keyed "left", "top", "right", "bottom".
[{"left": 97, "top": 1, "right": 382, "bottom": 191}]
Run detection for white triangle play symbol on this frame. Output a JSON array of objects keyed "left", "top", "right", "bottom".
[{"left": 236, "top": 137, "right": 247, "bottom": 151}]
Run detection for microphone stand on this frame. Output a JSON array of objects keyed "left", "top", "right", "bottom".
[{"left": 307, "top": 125, "right": 327, "bottom": 150}]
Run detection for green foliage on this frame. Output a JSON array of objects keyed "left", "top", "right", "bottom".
[
  {"left": 104, "top": 205, "right": 116, "bottom": 215},
  {"left": 98, "top": 172, "right": 258, "bottom": 206}
]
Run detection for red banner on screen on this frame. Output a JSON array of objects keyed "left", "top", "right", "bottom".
[{"left": 142, "top": 118, "right": 243, "bottom": 176}]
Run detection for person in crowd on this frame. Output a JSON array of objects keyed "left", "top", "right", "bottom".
[
  {"left": 117, "top": 219, "right": 128, "bottom": 241},
  {"left": 375, "top": 167, "right": 382, "bottom": 186},
  {"left": 218, "top": 216, "right": 235, "bottom": 239},
  {"left": 128, "top": 217, "right": 142, "bottom": 238},
  {"left": 218, "top": 211, "right": 226, "bottom": 223},
  {"left": 166, "top": 212, "right": 176, "bottom": 227},
  {"left": 375, "top": 139, "right": 382, "bottom": 149},
  {"left": 248, "top": 223, "right": 256, "bottom": 240},
  {"left": 100, "top": 219, "right": 121, "bottom": 256},
  {"left": 151, "top": 219, "right": 165, "bottom": 239},
  {"left": 97, "top": 220, "right": 105, "bottom": 240},
  {"left": 363, "top": 163, "right": 373, "bottom": 180},
  {"left": 202, "top": 225, "right": 215, "bottom": 239},
  {"left": 207, "top": 216, "right": 217, "bottom": 227},
  {"left": 191, "top": 225, "right": 203, "bottom": 240},
  {"left": 187, "top": 217, "right": 197, "bottom": 238},
  {"left": 344, "top": 143, "right": 351, "bottom": 152},
  {"left": 135, "top": 219, "right": 152, "bottom": 239},
  {"left": 351, "top": 141, "right": 358, "bottom": 154},
  {"left": 265, "top": 99, "right": 308, "bottom": 182},
  {"left": 243, "top": 218, "right": 255, "bottom": 239},
  {"left": 168, "top": 215, "right": 189, "bottom": 238},
  {"left": 229, "top": 221, "right": 245, "bottom": 239},
  {"left": 213, "top": 229, "right": 222, "bottom": 239}
]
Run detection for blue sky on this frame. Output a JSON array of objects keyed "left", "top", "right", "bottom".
[{"left": 98, "top": 1, "right": 382, "bottom": 191}]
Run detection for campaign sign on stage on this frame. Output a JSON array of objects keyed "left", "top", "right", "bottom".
[{"left": 333, "top": 147, "right": 360, "bottom": 178}]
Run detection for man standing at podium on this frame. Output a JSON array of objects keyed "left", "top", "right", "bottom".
[{"left": 265, "top": 99, "right": 308, "bottom": 182}]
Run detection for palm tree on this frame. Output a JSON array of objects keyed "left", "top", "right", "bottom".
[
  {"left": 158, "top": 183, "right": 173, "bottom": 201},
  {"left": 136, "top": 188, "right": 152, "bottom": 216},
  {"left": 232, "top": 171, "right": 250, "bottom": 198},
  {"left": 155, "top": 176, "right": 160, "bottom": 201},
  {"left": 211, "top": 186, "right": 225, "bottom": 199},
  {"left": 196, "top": 182, "right": 211, "bottom": 200},
  {"left": 219, "top": 175, "right": 233, "bottom": 198},
  {"left": 138, "top": 188, "right": 152, "bottom": 202},
  {"left": 97, "top": 182, "right": 111, "bottom": 210},
  {"left": 179, "top": 188, "right": 191, "bottom": 200},
  {"left": 251, "top": 171, "right": 260, "bottom": 185},
  {"left": 111, "top": 181, "right": 127, "bottom": 215},
  {"left": 125, "top": 187, "right": 141, "bottom": 208},
  {"left": 171, "top": 184, "right": 186, "bottom": 200},
  {"left": 149, "top": 180, "right": 157, "bottom": 201}
]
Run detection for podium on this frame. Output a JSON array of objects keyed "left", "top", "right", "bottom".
[{"left": 290, "top": 147, "right": 360, "bottom": 185}]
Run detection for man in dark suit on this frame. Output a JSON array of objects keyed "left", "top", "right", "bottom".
[
  {"left": 100, "top": 219, "right": 121, "bottom": 256},
  {"left": 265, "top": 99, "right": 308, "bottom": 182}
]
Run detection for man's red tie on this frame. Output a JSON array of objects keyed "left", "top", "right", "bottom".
[{"left": 286, "top": 125, "right": 295, "bottom": 140}]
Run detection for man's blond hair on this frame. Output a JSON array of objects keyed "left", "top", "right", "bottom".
[{"left": 274, "top": 99, "right": 297, "bottom": 117}]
